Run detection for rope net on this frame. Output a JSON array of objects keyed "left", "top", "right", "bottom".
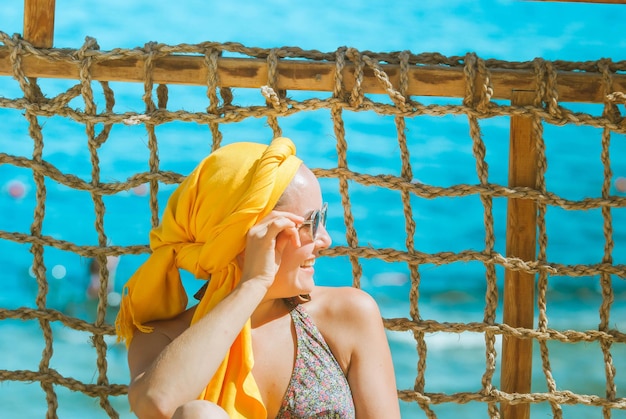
[{"left": 0, "top": 32, "right": 625, "bottom": 418}]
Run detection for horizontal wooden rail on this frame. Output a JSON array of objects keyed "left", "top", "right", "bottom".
[{"left": 1, "top": 47, "right": 625, "bottom": 103}]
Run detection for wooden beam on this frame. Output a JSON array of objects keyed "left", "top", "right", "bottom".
[
  {"left": 23, "top": 0, "right": 56, "bottom": 48},
  {"left": 500, "top": 90, "right": 537, "bottom": 419},
  {"left": 0, "top": 47, "right": 624, "bottom": 103}
]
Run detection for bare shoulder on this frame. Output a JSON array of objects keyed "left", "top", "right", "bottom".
[
  {"left": 305, "top": 286, "right": 384, "bottom": 372},
  {"left": 136, "top": 306, "right": 195, "bottom": 342},
  {"left": 308, "top": 286, "right": 381, "bottom": 322},
  {"left": 309, "top": 290, "right": 400, "bottom": 418},
  {"left": 127, "top": 307, "right": 195, "bottom": 380}
]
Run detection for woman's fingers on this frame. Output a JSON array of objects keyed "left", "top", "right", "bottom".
[
  {"left": 270, "top": 214, "right": 303, "bottom": 250},
  {"left": 275, "top": 227, "right": 300, "bottom": 254},
  {"left": 240, "top": 211, "right": 304, "bottom": 285},
  {"left": 249, "top": 211, "right": 303, "bottom": 247}
]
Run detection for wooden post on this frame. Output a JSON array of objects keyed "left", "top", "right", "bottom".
[
  {"left": 24, "top": 0, "right": 56, "bottom": 48},
  {"left": 501, "top": 90, "right": 537, "bottom": 418}
]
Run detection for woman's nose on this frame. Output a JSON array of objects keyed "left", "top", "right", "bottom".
[{"left": 315, "top": 224, "right": 332, "bottom": 249}]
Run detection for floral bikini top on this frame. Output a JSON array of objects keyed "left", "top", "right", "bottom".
[{"left": 275, "top": 304, "right": 355, "bottom": 419}]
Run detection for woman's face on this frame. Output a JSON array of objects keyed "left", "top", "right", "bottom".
[{"left": 268, "top": 164, "right": 331, "bottom": 299}]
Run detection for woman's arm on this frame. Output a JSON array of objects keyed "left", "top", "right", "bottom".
[
  {"left": 126, "top": 211, "right": 303, "bottom": 418},
  {"left": 348, "top": 292, "right": 401, "bottom": 418},
  {"left": 127, "top": 279, "right": 270, "bottom": 418},
  {"left": 318, "top": 287, "right": 401, "bottom": 419}
]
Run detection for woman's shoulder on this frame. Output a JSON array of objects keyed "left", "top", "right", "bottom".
[
  {"left": 304, "top": 286, "right": 384, "bottom": 371},
  {"left": 306, "top": 286, "right": 383, "bottom": 339},
  {"left": 309, "top": 286, "right": 381, "bottom": 319},
  {"left": 127, "top": 307, "right": 196, "bottom": 380},
  {"left": 140, "top": 306, "right": 196, "bottom": 342}
]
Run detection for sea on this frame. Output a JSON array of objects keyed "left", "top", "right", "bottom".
[{"left": 1, "top": 1, "right": 626, "bottom": 418}]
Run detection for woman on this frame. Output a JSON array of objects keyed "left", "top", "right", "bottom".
[{"left": 115, "top": 137, "right": 400, "bottom": 418}]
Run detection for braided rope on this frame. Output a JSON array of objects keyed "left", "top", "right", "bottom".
[{"left": 1, "top": 34, "right": 625, "bottom": 418}]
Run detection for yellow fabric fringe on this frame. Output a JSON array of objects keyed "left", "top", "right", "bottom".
[{"left": 115, "top": 137, "right": 302, "bottom": 418}]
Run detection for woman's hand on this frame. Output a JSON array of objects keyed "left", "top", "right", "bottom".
[{"left": 239, "top": 211, "right": 304, "bottom": 289}]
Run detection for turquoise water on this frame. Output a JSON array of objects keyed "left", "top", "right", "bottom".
[{"left": 1, "top": 1, "right": 626, "bottom": 418}]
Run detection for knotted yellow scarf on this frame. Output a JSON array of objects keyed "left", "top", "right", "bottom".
[{"left": 115, "top": 137, "right": 302, "bottom": 418}]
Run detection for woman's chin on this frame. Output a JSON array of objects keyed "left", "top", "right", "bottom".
[{"left": 294, "top": 275, "right": 316, "bottom": 295}]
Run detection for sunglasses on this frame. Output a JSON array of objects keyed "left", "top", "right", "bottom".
[{"left": 299, "top": 203, "right": 328, "bottom": 240}]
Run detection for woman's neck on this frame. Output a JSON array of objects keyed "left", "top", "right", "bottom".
[{"left": 250, "top": 298, "right": 291, "bottom": 329}]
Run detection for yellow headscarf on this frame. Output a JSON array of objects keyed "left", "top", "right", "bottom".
[{"left": 115, "top": 137, "right": 302, "bottom": 418}]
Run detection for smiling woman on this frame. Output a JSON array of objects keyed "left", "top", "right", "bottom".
[{"left": 117, "top": 137, "right": 400, "bottom": 419}]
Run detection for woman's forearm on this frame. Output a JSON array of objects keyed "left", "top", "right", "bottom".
[{"left": 128, "top": 279, "right": 269, "bottom": 416}]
